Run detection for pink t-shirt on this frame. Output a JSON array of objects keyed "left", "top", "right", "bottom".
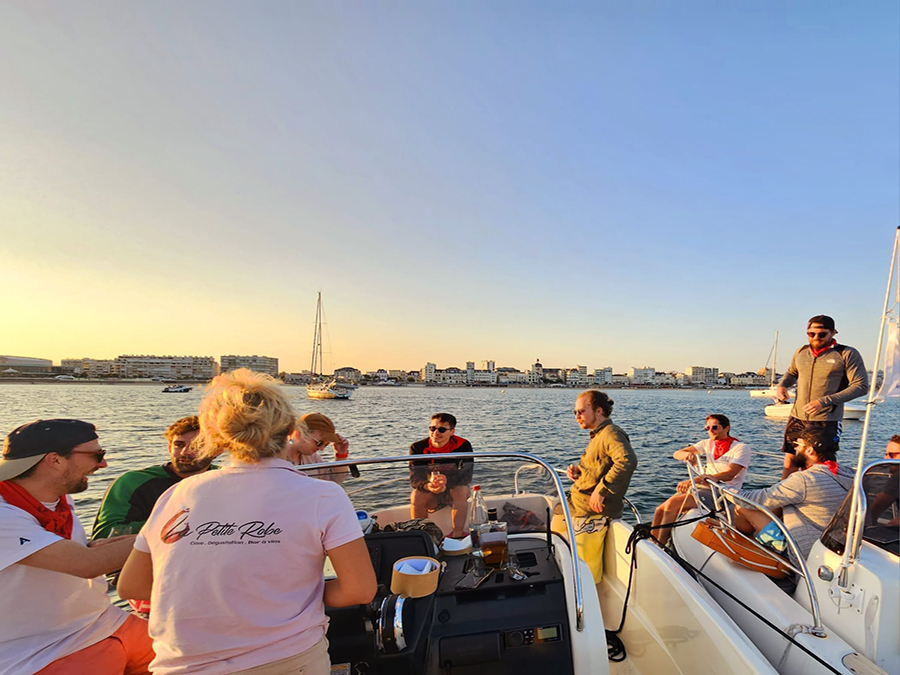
[{"left": 134, "top": 457, "right": 362, "bottom": 675}]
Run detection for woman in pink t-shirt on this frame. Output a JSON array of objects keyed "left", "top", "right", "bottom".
[{"left": 118, "top": 369, "right": 376, "bottom": 675}]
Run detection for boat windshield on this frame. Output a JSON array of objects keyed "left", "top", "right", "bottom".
[{"left": 821, "top": 460, "right": 900, "bottom": 557}]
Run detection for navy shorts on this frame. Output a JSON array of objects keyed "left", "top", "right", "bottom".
[{"left": 781, "top": 416, "right": 842, "bottom": 454}]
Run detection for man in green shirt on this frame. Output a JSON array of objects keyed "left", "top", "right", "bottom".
[
  {"left": 91, "top": 416, "right": 212, "bottom": 540},
  {"left": 560, "top": 390, "right": 638, "bottom": 582}
]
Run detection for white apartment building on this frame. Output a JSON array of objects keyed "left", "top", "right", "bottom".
[
  {"left": 497, "top": 368, "right": 527, "bottom": 384},
  {"left": 116, "top": 355, "right": 218, "bottom": 379},
  {"left": 593, "top": 367, "right": 613, "bottom": 385},
  {"left": 220, "top": 355, "right": 279, "bottom": 378},
  {"left": 480, "top": 360, "right": 496, "bottom": 372},
  {"left": 566, "top": 366, "right": 589, "bottom": 387},
  {"left": 731, "top": 372, "right": 769, "bottom": 386},
  {"left": 421, "top": 363, "right": 437, "bottom": 383},
  {"left": 653, "top": 372, "right": 675, "bottom": 386},
  {"left": 611, "top": 374, "right": 630, "bottom": 385},
  {"left": 628, "top": 366, "right": 656, "bottom": 385},
  {"left": 60, "top": 358, "right": 116, "bottom": 377},
  {"left": 686, "top": 365, "right": 719, "bottom": 386},
  {"left": 334, "top": 367, "right": 362, "bottom": 382}
]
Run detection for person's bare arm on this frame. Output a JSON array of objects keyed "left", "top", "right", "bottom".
[
  {"left": 18, "top": 535, "right": 137, "bottom": 579},
  {"left": 697, "top": 462, "right": 744, "bottom": 485},
  {"left": 324, "top": 537, "right": 377, "bottom": 608},
  {"left": 116, "top": 549, "right": 154, "bottom": 601}
]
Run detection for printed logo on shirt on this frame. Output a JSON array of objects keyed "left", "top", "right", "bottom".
[
  {"left": 161, "top": 509, "right": 191, "bottom": 544},
  {"left": 161, "top": 508, "right": 284, "bottom": 548},
  {"left": 19, "top": 537, "right": 30, "bottom": 545}
]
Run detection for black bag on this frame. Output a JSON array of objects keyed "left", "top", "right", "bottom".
[{"left": 499, "top": 502, "right": 545, "bottom": 533}]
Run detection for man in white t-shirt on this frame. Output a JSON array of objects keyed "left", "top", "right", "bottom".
[
  {"left": 651, "top": 414, "right": 752, "bottom": 548},
  {"left": 0, "top": 419, "right": 154, "bottom": 675}
]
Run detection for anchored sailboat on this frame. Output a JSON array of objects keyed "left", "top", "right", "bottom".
[{"left": 306, "top": 293, "right": 357, "bottom": 400}]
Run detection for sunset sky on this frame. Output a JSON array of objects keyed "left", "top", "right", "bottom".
[{"left": 2, "top": 2, "right": 898, "bottom": 374}]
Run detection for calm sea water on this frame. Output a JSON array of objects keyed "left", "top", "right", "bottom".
[{"left": 1, "top": 384, "right": 897, "bottom": 524}]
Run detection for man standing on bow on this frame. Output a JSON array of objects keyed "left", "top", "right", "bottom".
[
  {"left": 560, "top": 390, "right": 637, "bottom": 583},
  {"left": 0, "top": 419, "right": 153, "bottom": 675},
  {"left": 775, "top": 315, "right": 868, "bottom": 478}
]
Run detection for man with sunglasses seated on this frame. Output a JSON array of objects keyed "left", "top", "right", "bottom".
[
  {"left": 652, "top": 414, "right": 751, "bottom": 548},
  {"left": 775, "top": 315, "right": 867, "bottom": 479},
  {"left": 409, "top": 413, "right": 474, "bottom": 538},
  {"left": 0, "top": 419, "right": 154, "bottom": 675}
]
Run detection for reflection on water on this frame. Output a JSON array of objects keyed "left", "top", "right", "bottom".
[{"left": 0, "top": 384, "right": 897, "bottom": 524}]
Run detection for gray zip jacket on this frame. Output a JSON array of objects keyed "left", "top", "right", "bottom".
[
  {"left": 777, "top": 343, "right": 868, "bottom": 421},
  {"left": 737, "top": 464, "right": 854, "bottom": 562}
]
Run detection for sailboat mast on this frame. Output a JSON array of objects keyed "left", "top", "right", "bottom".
[
  {"left": 772, "top": 331, "right": 778, "bottom": 387},
  {"left": 309, "top": 293, "right": 322, "bottom": 376},
  {"left": 837, "top": 227, "right": 900, "bottom": 586}
]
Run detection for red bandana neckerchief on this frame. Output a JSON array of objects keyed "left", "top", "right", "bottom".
[
  {"left": 0, "top": 480, "right": 74, "bottom": 539},
  {"left": 713, "top": 436, "right": 738, "bottom": 461},
  {"left": 819, "top": 460, "right": 839, "bottom": 475},
  {"left": 810, "top": 340, "right": 837, "bottom": 358},
  {"left": 424, "top": 435, "right": 464, "bottom": 455}
]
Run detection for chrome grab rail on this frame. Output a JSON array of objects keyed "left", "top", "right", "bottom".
[
  {"left": 300, "top": 452, "right": 587, "bottom": 632},
  {"left": 838, "top": 458, "right": 899, "bottom": 586},
  {"left": 513, "top": 463, "right": 643, "bottom": 524},
  {"left": 693, "top": 474, "right": 827, "bottom": 638}
]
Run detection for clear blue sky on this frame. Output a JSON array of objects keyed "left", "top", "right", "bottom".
[{"left": 2, "top": 2, "right": 898, "bottom": 373}]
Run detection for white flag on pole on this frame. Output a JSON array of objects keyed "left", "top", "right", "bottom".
[{"left": 876, "top": 317, "right": 900, "bottom": 400}]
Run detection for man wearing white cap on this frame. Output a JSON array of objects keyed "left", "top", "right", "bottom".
[{"left": 0, "top": 419, "right": 153, "bottom": 675}]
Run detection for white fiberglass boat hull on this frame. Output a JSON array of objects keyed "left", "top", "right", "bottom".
[
  {"left": 670, "top": 511, "right": 886, "bottom": 675},
  {"left": 764, "top": 403, "right": 865, "bottom": 420}
]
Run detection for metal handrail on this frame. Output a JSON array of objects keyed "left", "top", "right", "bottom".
[
  {"left": 698, "top": 477, "right": 827, "bottom": 638},
  {"left": 298, "top": 451, "right": 587, "bottom": 632},
  {"left": 513, "top": 463, "right": 643, "bottom": 523},
  {"left": 839, "top": 457, "right": 900, "bottom": 585}
]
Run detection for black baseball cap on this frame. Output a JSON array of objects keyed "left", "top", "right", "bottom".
[
  {"left": 808, "top": 315, "right": 836, "bottom": 331},
  {"left": 0, "top": 419, "right": 98, "bottom": 481}
]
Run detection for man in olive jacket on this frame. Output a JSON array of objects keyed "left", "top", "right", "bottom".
[{"left": 560, "top": 390, "right": 637, "bottom": 582}]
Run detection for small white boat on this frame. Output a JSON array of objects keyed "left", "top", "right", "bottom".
[
  {"left": 306, "top": 292, "right": 357, "bottom": 400},
  {"left": 307, "top": 380, "right": 358, "bottom": 400},
  {"left": 750, "top": 387, "right": 780, "bottom": 398},
  {"left": 161, "top": 385, "right": 192, "bottom": 393},
  {"left": 764, "top": 402, "right": 866, "bottom": 421}
]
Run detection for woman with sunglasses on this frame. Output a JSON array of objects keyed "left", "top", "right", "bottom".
[
  {"left": 117, "top": 369, "right": 376, "bottom": 675},
  {"left": 289, "top": 413, "right": 351, "bottom": 484},
  {"left": 651, "top": 414, "right": 751, "bottom": 548}
]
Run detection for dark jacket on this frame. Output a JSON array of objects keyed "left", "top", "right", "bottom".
[{"left": 409, "top": 436, "right": 474, "bottom": 491}]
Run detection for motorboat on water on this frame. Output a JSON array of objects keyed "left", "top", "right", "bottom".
[
  {"left": 306, "top": 292, "right": 358, "bottom": 400},
  {"left": 302, "top": 451, "right": 779, "bottom": 675},
  {"left": 161, "top": 385, "right": 192, "bottom": 393},
  {"left": 764, "top": 402, "right": 867, "bottom": 420}
]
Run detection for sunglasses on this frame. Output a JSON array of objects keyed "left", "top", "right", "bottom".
[
  {"left": 70, "top": 449, "right": 106, "bottom": 462},
  {"left": 429, "top": 426, "right": 450, "bottom": 434},
  {"left": 705, "top": 424, "right": 720, "bottom": 431},
  {"left": 807, "top": 331, "right": 831, "bottom": 339},
  {"left": 314, "top": 439, "right": 327, "bottom": 449}
]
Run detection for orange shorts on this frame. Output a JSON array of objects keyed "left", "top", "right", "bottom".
[{"left": 36, "top": 614, "right": 155, "bottom": 675}]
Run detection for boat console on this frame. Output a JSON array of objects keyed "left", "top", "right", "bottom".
[{"left": 326, "top": 530, "right": 574, "bottom": 675}]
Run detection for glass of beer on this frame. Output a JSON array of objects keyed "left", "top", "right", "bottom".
[{"left": 480, "top": 520, "right": 508, "bottom": 569}]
